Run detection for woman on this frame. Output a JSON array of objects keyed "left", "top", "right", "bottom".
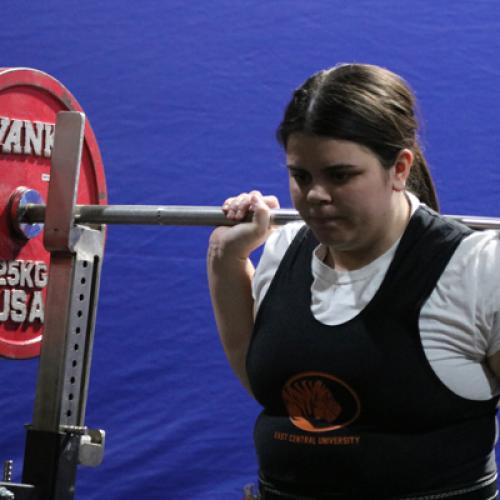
[{"left": 207, "top": 64, "right": 500, "bottom": 499}]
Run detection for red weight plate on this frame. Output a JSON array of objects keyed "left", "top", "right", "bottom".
[{"left": 0, "top": 68, "right": 107, "bottom": 359}]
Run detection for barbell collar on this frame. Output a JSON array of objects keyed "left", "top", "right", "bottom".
[{"left": 17, "top": 203, "right": 500, "bottom": 231}]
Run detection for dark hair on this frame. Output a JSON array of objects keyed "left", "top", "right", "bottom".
[{"left": 276, "top": 64, "right": 439, "bottom": 211}]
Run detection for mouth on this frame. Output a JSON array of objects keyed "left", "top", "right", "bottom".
[
  {"left": 305, "top": 214, "right": 349, "bottom": 233},
  {"left": 308, "top": 215, "right": 345, "bottom": 224}
]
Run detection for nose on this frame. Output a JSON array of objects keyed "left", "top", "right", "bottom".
[{"left": 306, "top": 182, "right": 332, "bottom": 205}]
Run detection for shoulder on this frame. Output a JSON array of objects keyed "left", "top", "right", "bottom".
[
  {"left": 439, "top": 230, "right": 500, "bottom": 351},
  {"left": 421, "top": 230, "right": 500, "bottom": 367},
  {"left": 452, "top": 229, "right": 500, "bottom": 273},
  {"left": 256, "top": 220, "right": 306, "bottom": 276},
  {"left": 439, "top": 229, "right": 500, "bottom": 291},
  {"left": 455, "top": 230, "right": 500, "bottom": 312},
  {"left": 252, "top": 221, "right": 305, "bottom": 309},
  {"left": 263, "top": 221, "right": 306, "bottom": 257}
]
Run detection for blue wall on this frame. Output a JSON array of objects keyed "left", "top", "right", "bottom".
[{"left": 2, "top": 1, "right": 500, "bottom": 498}]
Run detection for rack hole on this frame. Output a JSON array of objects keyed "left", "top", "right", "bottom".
[
  {"left": 70, "top": 377, "right": 76, "bottom": 384},
  {"left": 75, "top": 327, "right": 81, "bottom": 334},
  {"left": 72, "top": 360, "right": 77, "bottom": 367},
  {"left": 68, "top": 394, "right": 74, "bottom": 401},
  {"left": 66, "top": 410, "right": 72, "bottom": 417},
  {"left": 74, "top": 344, "right": 79, "bottom": 351}
]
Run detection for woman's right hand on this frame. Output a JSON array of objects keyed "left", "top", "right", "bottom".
[
  {"left": 207, "top": 191, "right": 279, "bottom": 393},
  {"left": 209, "top": 190, "right": 280, "bottom": 259}
]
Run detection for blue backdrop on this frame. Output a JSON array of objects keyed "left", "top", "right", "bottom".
[{"left": 1, "top": 1, "right": 500, "bottom": 498}]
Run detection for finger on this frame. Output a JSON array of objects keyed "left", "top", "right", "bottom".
[
  {"left": 263, "top": 195, "right": 280, "bottom": 209},
  {"left": 248, "top": 191, "right": 279, "bottom": 210},
  {"left": 247, "top": 190, "right": 263, "bottom": 215},
  {"left": 235, "top": 193, "right": 254, "bottom": 218},
  {"left": 222, "top": 197, "right": 235, "bottom": 211},
  {"left": 249, "top": 192, "right": 271, "bottom": 231},
  {"left": 224, "top": 193, "right": 252, "bottom": 220}
]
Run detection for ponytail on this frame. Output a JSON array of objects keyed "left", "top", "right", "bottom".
[{"left": 408, "top": 146, "right": 439, "bottom": 211}]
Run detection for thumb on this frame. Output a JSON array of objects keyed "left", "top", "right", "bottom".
[{"left": 250, "top": 193, "right": 272, "bottom": 234}]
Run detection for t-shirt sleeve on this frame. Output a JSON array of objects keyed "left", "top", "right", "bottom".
[
  {"left": 252, "top": 221, "right": 305, "bottom": 316},
  {"left": 473, "top": 231, "right": 500, "bottom": 357}
]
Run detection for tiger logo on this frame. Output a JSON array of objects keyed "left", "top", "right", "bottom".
[
  {"left": 283, "top": 379, "right": 342, "bottom": 423},
  {"left": 281, "top": 372, "right": 361, "bottom": 432}
]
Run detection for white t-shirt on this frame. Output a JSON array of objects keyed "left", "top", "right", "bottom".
[{"left": 252, "top": 193, "right": 500, "bottom": 400}]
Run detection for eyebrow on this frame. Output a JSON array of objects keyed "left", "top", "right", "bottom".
[{"left": 286, "top": 163, "right": 360, "bottom": 171}]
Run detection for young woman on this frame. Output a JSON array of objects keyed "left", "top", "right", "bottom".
[{"left": 207, "top": 64, "right": 500, "bottom": 499}]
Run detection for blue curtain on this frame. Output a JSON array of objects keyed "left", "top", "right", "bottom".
[{"left": 2, "top": 1, "right": 500, "bottom": 498}]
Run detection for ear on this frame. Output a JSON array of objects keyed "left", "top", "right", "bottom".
[{"left": 392, "top": 149, "right": 413, "bottom": 192}]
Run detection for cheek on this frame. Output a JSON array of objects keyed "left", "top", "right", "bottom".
[
  {"left": 288, "top": 181, "right": 303, "bottom": 204},
  {"left": 347, "top": 177, "right": 390, "bottom": 207},
  {"left": 354, "top": 189, "right": 393, "bottom": 223}
]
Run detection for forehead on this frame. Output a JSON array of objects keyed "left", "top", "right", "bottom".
[{"left": 286, "top": 133, "right": 381, "bottom": 168}]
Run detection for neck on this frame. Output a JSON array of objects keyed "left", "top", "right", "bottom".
[{"left": 327, "top": 192, "right": 411, "bottom": 271}]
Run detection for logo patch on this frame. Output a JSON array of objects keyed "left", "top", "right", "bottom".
[{"left": 282, "top": 371, "right": 361, "bottom": 432}]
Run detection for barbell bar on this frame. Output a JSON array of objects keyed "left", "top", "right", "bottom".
[
  {"left": 17, "top": 201, "right": 301, "bottom": 228},
  {"left": 13, "top": 196, "right": 500, "bottom": 232}
]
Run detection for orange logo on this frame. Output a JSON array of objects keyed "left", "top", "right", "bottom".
[{"left": 282, "top": 372, "right": 361, "bottom": 432}]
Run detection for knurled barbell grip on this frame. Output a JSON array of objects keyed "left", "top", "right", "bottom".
[
  {"left": 18, "top": 203, "right": 500, "bottom": 230},
  {"left": 20, "top": 204, "right": 302, "bottom": 227}
]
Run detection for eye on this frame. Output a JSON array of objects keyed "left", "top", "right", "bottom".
[
  {"left": 327, "top": 170, "right": 355, "bottom": 184},
  {"left": 289, "top": 170, "right": 311, "bottom": 185}
]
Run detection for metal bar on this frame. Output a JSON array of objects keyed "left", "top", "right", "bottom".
[
  {"left": 24, "top": 111, "right": 106, "bottom": 500},
  {"left": 446, "top": 215, "right": 500, "bottom": 231},
  {"left": 22, "top": 430, "right": 79, "bottom": 500},
  {"left": 18, "top": 204, "right": 500, "bottom": 231},
  {"left": 31, "top": 111, "right": 89, "bottom": 433},
  {"left": 43, "top": 112, "right": 85, "bottom": 252},
  {"left": 21, "top": 204, "right": 300, "bottom": 226}
]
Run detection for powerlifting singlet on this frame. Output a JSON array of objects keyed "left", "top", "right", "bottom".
[{"left": 246, "top": 206, "right": 499, "bottom": 498}]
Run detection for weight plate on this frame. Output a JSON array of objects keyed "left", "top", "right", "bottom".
[{"left": 0, "top": 68, "right": 107, "bottom": 359}]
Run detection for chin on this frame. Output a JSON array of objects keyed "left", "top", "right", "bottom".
[{"left": 308, "top": 227, "right": 351, "bottom": 248}]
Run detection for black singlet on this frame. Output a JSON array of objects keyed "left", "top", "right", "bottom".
[{"left": 246, "top": 206, "right": 499, "bottom": 498}]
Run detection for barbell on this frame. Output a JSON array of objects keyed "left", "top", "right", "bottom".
[
  {"left": 1, "top": 67, "right": 499, "bottom": 360},
  {"left": 12, "top": 199, "right": 500, "bottom": 230}
]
